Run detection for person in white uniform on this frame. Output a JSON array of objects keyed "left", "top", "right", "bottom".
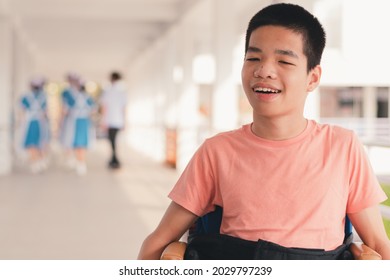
[{"left": 100, "top": 71, "right": 128, "bottom": 169}]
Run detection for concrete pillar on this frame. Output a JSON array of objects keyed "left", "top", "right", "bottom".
[
  {"left": 13, "top": 25, "right": 33, "bottom": 103},
  {"left": 176, "top": 21, "right": 199, "bottom": 172},
  {"left": 363, "top": 87, "right": 377, "bottom": 141},
  {"left": 12, "top": 23, "right": 35, "bottom": 162},
  {"left": 387, "top": 87, "right": 390, "bottom": 120},
  {"left": 363, "top": 87, "right": 377, "bottom": 118},
  {"left": 211, "top": 0, "right": 239, "bottom": 133},
  {"left": 162, "top": 28, "right": 181, "bottom": 168},
  {"left": 0, "top": 13, "right": 13, "bottom": 175}
]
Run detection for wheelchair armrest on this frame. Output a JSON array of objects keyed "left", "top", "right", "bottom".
[
  {"left": 160, "top": 241, "right": 187, "bottom": 260},
  {"left": 349, "top": 242, "right": 382, "bottom": 260}
]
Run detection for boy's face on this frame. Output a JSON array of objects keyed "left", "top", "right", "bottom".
[{"left": 241, "top": 25, "right": 321, "bottom": 120}]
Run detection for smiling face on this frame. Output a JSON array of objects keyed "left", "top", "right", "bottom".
[{"left": 241, "top": 25, "right": 321, "bottom": 121}]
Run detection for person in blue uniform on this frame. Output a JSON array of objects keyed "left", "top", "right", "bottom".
[
  {"left": 20, "top": 77, "right": 50, "bottom": 173},
  {"left": 67, "top": 79, "right": 96, "bottom": 175},
  {"left": 59, "top": 72, "right": 80, "bottom": 168}
]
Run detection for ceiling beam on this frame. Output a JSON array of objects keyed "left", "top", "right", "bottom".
[{"left": 9, "top": 0, "right": 180, "bottom": 21}]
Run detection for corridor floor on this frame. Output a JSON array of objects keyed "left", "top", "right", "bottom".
[
  {"left": 2, "top": 140, "right": 389, "bottom": 260},
  {"left": 0, "top": 140, "right": 180, "bottom": 260}
]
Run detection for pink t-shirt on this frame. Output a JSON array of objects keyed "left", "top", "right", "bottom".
[{"left": 169, "top": 120, "right": 387, "bottom": 250}]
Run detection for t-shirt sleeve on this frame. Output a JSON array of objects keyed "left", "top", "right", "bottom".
[
  {"left": 168, "top": 140, "right": 219, "bottom": 217},
  {"left": 347, "top": 132, "right": 388, "bottom": 213}
]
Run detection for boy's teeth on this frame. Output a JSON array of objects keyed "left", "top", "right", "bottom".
[{"left": 254, "top": 87, "right": 279, "bottom": 93}]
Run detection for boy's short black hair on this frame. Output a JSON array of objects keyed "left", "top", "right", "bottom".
[{"left": 245, "top": 3, "right": 326, "bottom": 71}]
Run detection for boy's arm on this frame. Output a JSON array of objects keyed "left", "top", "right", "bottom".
[
  {"left": 349, "top": 205, "right": 390, "bottom": 259},
  {"left": 137, "top": 201, "right": 198, "bottom": 260}
]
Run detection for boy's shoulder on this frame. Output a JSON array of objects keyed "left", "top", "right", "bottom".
[
  {"left": 315, "top": 121, "right": 355, "bottom": 136},
  {"left": 207, "top": 124, "right": 249, "bottom": 139},
  {"left": 202, "top": 124, "right": 250, "bottom": 148},
  {"left": 313, "top": 121, "right": 358, "bottom": 145}
]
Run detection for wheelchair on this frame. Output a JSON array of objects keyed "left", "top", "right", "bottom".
[{"left": 160, "top": 206, "right": 382, "bottom": 260}]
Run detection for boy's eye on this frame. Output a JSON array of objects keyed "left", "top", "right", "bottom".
[
  {"left": 246, "top": 57, "right": 260, "bottom": 61},
  {"left": 279, "top": 60, "right": 294, "bottom": 65}
]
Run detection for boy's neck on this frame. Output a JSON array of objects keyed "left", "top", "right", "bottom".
[{"left": 251, "top": 116, "right": 308, "bottom": 141}]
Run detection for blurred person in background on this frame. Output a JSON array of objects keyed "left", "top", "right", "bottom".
[
  {"left": 65, "top": 78, "right": 96, "bottom": 175},
  {"left": 19, "top": 76, "right": 50, "bottom": 173},
  {"left": 59, "top": 72, "right": 80, "bottom": 168},
  {"left": 100, "top": 71, "right": 128, "bottom": 169}
]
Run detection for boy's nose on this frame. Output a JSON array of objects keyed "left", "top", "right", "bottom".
[{"left": 254, "top": 62, "right": 276, "bottom": 79}]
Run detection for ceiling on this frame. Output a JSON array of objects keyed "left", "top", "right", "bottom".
[{"left": 4, "top": 0, "right": 197, "bottom": 82}]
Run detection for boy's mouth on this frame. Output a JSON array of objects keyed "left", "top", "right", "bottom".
[{"left": 253, "top": 87, "right": 281, "bottom": 94}]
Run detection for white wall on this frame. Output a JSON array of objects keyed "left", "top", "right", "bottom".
[{"left": 0, "top": 14, "right": 13, "bottom": 174}]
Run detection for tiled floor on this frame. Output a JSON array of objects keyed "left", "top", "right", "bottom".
[{"left": 0, "top": 140, "right": 180, "bottom": 260}]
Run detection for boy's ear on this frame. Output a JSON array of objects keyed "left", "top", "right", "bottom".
[{"left": 307, "top": 65, "right": 321, "bottom": 92}]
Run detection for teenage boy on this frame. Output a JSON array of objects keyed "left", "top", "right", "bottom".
[{"left": 138, "top": 3, "right": 390, "bottom": 260}]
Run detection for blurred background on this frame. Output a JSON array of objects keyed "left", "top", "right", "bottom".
[{"left": 0, "top": 0, "right": 389, "bottom": 259}]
